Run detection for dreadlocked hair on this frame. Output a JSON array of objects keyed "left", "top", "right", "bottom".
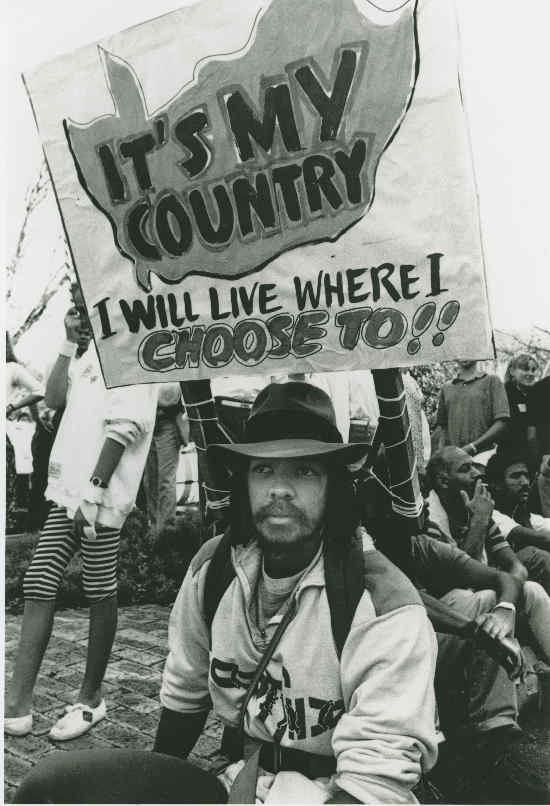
[{"left": 227, "top": 461, "right": 360, "bottom": 555}]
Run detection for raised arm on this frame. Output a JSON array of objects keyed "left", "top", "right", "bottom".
[
  {"left": 44, "top": 308, "right": 89, "bottom": 409},
  {"left": 460, "top": 480, "right": 494, "bottom": 561}
]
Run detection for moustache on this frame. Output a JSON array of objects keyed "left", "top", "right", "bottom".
[{"left": 255, "top": 502, "right": 307, "bottom": 522}]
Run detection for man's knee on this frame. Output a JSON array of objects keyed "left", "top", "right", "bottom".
[
  {"left": 441, "top": 588, "right": 497, "bottom": 618},
  {"left": 522, "top": 579, "right": 548, "bottom": 609},
  {"left": 517, "top": 546, "right": 550, "bottom": 590}
]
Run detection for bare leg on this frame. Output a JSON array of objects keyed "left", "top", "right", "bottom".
[
  {"left": 5, "top": 599, "right": 56, "bottom": 717},
  {"left": 77, "top": 594, "right": 118, "bottom": 707}
]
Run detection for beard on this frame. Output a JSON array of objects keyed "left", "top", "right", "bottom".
[{"left": 252, "top": 501, "right": 317, "bottom": 546}]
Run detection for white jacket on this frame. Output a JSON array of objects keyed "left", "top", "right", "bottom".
[
  {"left": 161, "top": 537, "right": 438, "bottom": 803},
  {"left": 46, "top": 345, "right": 157, "bottom": 527}
]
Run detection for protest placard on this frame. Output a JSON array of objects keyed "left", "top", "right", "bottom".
[{"left": 24, "top": 0, "right": 494, "bottom": 388}]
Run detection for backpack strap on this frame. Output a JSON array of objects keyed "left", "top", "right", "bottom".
[
  {"left": 324, "top": 538, "right": 365, "bottom": 659},
  {"left": 199, "top": 530, "right": 236, "bottom": 630},
  {"left": 325, "top": 535, "right": 422, "bottom": 659}
]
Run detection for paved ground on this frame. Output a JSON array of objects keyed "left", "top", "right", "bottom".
[
  {"left": 4, "top": 604, "right": 227, "bottom": 803},
  {"left": 5, "top": 605, "right": 550, "bottom": 803}
]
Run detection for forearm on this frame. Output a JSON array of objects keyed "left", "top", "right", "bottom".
[
  {"left": 466, "top": 419, "right": 507, "bottom": 452},
  {"left": 419, "top": 590, "right": 473, "bottom": 638},
  {"left": 92, "top": 438, "right": 125, "bottom": 484},
  {"left": 493, "top": 548, "right": 528, "bottom": 583},
  {"left": 493, "top": 570, "right": 522, "bottom": 607},
  {"left": 45, "top": 353, "right": 72, "bottom": 409},
  {"left": 509, "top": 525, "right": 550, "bottom": 552},
  {"left": 9, "top": 393, "right": 43, "bottom": 412},
  {"left": 462, "top": 516, "right": 488, "bottom": 561},
  {"left": 153, "top": 708, "right": 208, "bottom": 758}
]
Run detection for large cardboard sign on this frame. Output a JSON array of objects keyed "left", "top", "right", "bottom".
[{"left": 24, "top": 0, "right": 494, "bottom": 387}]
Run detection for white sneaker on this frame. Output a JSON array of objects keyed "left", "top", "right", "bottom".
[
  {"left": 4, "top": 713, "right": 33, "bottom": 737},
  {"left": 49, "top": 700, "right": 106, "bottom": 741}
]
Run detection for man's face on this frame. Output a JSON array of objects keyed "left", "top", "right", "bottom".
[
  {"left": 444, "top": 448, "right": 482, "bottom": 497},
  {"left": 248, "top": 457, "right": 328, "bottom": 548},
  {"left": 501, "top": 462, "right": 530, "bottom": 505},
  {"left": 70, "top": 285, "right": 92, "bottom": 348},
  {"left": 71, "top": 285, "right": 90, "bottom": 324}
]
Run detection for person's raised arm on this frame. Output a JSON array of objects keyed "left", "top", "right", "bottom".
[
  {"left": 460, "top": 480, "right": 493, "bottom": 561},
  {"left": 44, "top": 308, "right": 89, "bottom": 409}
]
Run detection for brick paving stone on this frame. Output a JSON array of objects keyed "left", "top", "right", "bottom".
[
  {"left": 93, "top": 720, "right": 148, "bottom": 748},
  {"left": 5, "top": 785, "right": 17, "bottom": 804},
  {"left": 57, "top": 609, "right": 89, "bottom": 621},
  {"left": 106, "top": 657, "right": 158, "bottom": 676},
  {"left": 111, "top": 635, "right": 168, "bottom": 653},
  {"left": 116, "top": 628, "right": 167, "bottom": 649},
  {"left": 117, "top": 677, "right": 161, "bottom": 698},
  {"left": 51, "top": 732, "right": 111, "bottom": 752},
  {"left": 3, "top": 603, "right": 221, "bottom": 796},
  {"left": 4, "top": 731, "right": 59, "bottom": 761},
  {"left": 32, "top": 713, "right": 56, "bottom": 736},
  {"left": 107, "top": 708, "right": 159, "bottom": 737},
  {"left": 53, "top": 660, "right": 87, "bottom": 678},
  {"left": 113, "top": 647, "right": 166, "bottom": 667},
  {"left": 33, "top": 675, "right": 78, "bottom": 698},
  {"left": 45, "top": 672, "right": 86, "bottom": 691},
  {"left": 51, "top": 626, "right": 89, "bottom": 642},
  {"left": 4, "top": 752, "right": 33, "bottom": 787},
  {"left": 29, "top": 691, "right": 67, "bottom": 713},
  {"left": 134, "top": 620, "right": 170, "bottom": 632},
  {"left": 34, "top": 657, "right": 68, "bottom": 676},
  {"left": 109, "top": 691, "right": 161, "bottom": 714}
]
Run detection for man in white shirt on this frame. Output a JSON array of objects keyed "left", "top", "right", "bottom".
[{"left": 486, "top": 452, "right": 550, "bottom": 595}]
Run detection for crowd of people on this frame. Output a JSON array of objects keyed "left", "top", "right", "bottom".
[{"left": 4, "top": 289, "right": 550, "bottom": 804}]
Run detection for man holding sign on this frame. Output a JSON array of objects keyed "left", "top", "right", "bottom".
[
  {"left": 16, "top": 382, "right": 438, "bottom": 803},
  {"left": 5, "top": 286, "right": 157, "bottom": 742}
]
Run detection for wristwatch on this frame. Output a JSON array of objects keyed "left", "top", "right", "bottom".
[{"left": 90, "top": 475, "right": 108, "bottom": 489}]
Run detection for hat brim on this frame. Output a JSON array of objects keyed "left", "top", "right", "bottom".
[{"left": 209, "top": 438, "right": 370, "bottom": 466}]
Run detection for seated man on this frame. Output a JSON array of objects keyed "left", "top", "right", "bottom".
[
  {"left": 410, "top": 530, "right": 550, "bottom": 803},
  {"left": 486, "top": 451, "right": 550, "bottom": 594},
  {"left": 425, "top": 447, "right": 550, "bottom": 664},
  {"left": 16, "top": 382, "right": 438, "bottom": 805}
]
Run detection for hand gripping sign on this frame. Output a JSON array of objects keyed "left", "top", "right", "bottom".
[{"left": 24, "top": 0, "right": 494, "bottom": 388}]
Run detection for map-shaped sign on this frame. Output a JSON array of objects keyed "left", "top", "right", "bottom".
[{"left": 64, "top": 0, "right": 418, "bottom": 291}]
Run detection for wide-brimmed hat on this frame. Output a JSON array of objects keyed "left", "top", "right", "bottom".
[{"left": 209, "top": 381, "right": 370, "bottom": 466}]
